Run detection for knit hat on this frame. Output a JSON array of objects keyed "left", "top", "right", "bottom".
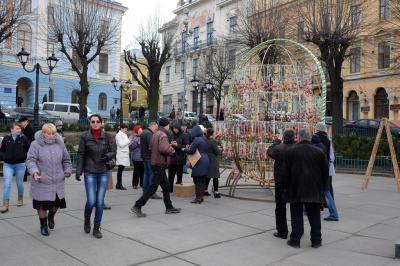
[
  {"left": 315, "top": 122, "right": 327, "bottom": 132},
  {"left": 311, "top": 134, "right": 321, "bottom": 144},
  {"left": 18, "top": 116, "right": 29, "bottom": 123},
  {"left": 55, "top": 120, "right": 63, "bottom": 126},
  {"left": 133, "top": 125, "right": 142, "bottom": 133},
  {"left": 159, "top": 117, "right": 170, "bottom": 127},
  {"left": 180, "top": 121, "right": 187, "bottom": 126},
  {"left": 199, "top": 125, "right": 205, "bottom": 132}
]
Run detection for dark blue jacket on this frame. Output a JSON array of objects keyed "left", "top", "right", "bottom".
[
  {"left": 169, "top": 122, "right": 190, "bottom": 165},
  {"left": 184, "top": 125, "right": 209, "bottom": 177}
]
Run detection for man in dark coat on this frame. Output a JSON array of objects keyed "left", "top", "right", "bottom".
[
  {"left": 131, "top": 117, "right": 181, "bottom": 217},
  {"left": 168, "top": 122, "right": 189, "bottom": 192},
  {"left": 281, "top": 128, "right": 328, "bottom": 249},
  {"left": 19, "top": 116, "right": 35, "bottom": 182},
  {"left": 267, "top": 128, "right": 296, "bottom": 240},
  {"left": 138, "top": 104, "right": 145, "bottom": 122},
  {"left": 315, "top": 122, "right": 334, "bottom": 199}
]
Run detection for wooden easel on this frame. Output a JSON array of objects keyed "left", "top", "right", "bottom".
[{"left": 362, "top": 118, "right": 400, "bottom": 192}]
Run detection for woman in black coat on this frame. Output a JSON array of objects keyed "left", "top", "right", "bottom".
[
  {"left": 204, "top": 128, "right": 221, "bottom": 198},
  {"left": 183, "top": 125, "right": 209, "bottom": 204}
]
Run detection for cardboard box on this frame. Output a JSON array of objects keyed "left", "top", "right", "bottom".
[{"left": 173, "top": 183, "right": 195, "bottom": 197}]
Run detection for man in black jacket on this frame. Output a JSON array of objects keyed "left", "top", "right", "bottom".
[
  {"left": 281, "top": 128, "right": 328, "bottom": 249},
  {"left": 140, "top": 122, "right": 162, "bottom": 199},
  {"left": 19, "top": 116, "right": 35, "bottom": 182},
  {"left": 168, "top": 122, "right": 190, "bottom": 192},
  {"left": 267, "top": 129, "right": 296, "bottom": 240},
  {"left": 315, "top": 122, "right": 334, "bottom": 199}
]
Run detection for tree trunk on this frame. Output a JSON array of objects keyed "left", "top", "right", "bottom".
[
  {"left": 78, "top": 70, "right": 90, "bottom": 111},
  {"left": 216, "top": 99, "right": 221, "bottom": 121},
  {"left": 326, "top": 61, "right": 344, "bottom": 129},
  {"left": 148, "top": 83, "right": 159, "bottom": 122}
]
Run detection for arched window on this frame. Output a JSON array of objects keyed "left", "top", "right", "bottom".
[
  {"left": 17, "top": 24, "right": 32, "bottom": 52},
  {"left": 71, "top": 90, "right": 79, "bottom": 103},
  {"left": 98, "top": 93, "right": 107, "bottom": 110},
  {"left": 347, "top": 91, "right": 359, "bottom": 121},
  {"left": 374, "top": 88, "right": 389, "bottom": 119}
]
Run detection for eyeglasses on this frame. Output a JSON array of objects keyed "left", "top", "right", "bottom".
[{"left": 91, "top": 121, "right": 101, "bottom": 124}]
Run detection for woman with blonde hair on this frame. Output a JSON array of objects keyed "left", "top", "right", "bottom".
[{"left": 26, "top": 123, "right": 72, "bottom": 236}]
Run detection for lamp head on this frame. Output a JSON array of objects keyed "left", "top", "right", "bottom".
[
  {"left": 46, "top": 53, "right": 59, "bottom": 70},
  {"left": 205, "top": 79, "right": 213, "bottom": 90},
  {"left": 125, "top": 80, "right": 132, "bottom": 88},
  {"left": 17, "top": 48, "right": 30, "bottom": 65},
  {"left": 111, "top": 77, "right": 118, "bottom": 88},
  {"left": 190, "top": 76, "right": 200, "bottom": 88}
]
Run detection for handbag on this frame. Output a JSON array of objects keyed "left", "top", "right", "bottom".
[{"left": 187, "top": 149, "right": 201, "bottom": 169}]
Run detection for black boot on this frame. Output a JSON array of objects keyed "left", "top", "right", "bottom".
[
  {"left": 93, "top": 224, "right": 102, "bottom": 238},
  {"left": 40, "top": 217, "right": 50, "bottom": 236},
  {"left": 191, "top": 188, "right": 202, "bottom": 204},
  {"left": 116, "top": 173, "right": 126, "bottom": 190},
  {"left": 84, "top": 217, "right": 91, "bottom": 234},
  {"left": 48, "top": 210, "right": 56, "bottom": 229}
]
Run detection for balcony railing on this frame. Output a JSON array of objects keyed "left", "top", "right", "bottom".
[{"left": 173, "top": 39, "right": 218, "bottom": 57}]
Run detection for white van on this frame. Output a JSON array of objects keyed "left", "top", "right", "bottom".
[{"left": 42, "top": 102, "right": 94, "bottom": 120}]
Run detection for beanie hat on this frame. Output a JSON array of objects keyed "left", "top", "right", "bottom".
[
  {"left": 55, "top": 120, "right": 63, "bottom": 126},
  {"left": 18, "top": 116, "right": 29, "bottom": 123},
  {"left": 311, "top": 134, "right": 321, "bottom": 144},
  {"left": 199, "top": 125, "right": 205, "bottom": 132},
  {"left": 159, "top": 117, "right": 170, "bottom": 127},
  {"left": 133, "top": 125, "right": 142, "bottom": 133},
  {"left": 315, "top": 122, "right": 327, "bottom": 132}
]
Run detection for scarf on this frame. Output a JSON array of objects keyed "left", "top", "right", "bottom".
[{"left": 91, "top": 128, "right": 102, "bottom": 140}]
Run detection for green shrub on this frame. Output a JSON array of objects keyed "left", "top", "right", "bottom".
[
  {"left": 0, "top": 123, "right": 6, "bottom": 132},
  {"left": 65, "top": 143, "right": 76, "bottom": 152},
  {"left": 113, "top": 122, "right": 119, "bottom": 131},
  {"left": 105, "top": 124, "right": 112, "bottom": 131},
  {"left": 68, "top": 123, "right": 77, "bottom": 131},
  {"left": 78, "top": 124, "right": 89, "bottom": 131}
]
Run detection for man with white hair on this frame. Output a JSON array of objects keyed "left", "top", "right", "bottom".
[{"left": 281, "top": 128, "right": 328, "bottom": 249}]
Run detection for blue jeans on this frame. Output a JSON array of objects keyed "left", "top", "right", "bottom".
[
  {"left": 325, "top": 189, "right": 339, "bottom": 219},
  {"left": 84, "top": 172, "right": 110, "bottom": 224},
  {"left": 143, "top": 159, "right": 153, "bottom": 193},
  {"left": 3, "top": 163, "right": 25, "bottom": 200}
]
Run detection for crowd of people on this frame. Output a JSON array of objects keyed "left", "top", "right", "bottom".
[{"left": 0, "top": 114, "right": 339, "bottom": 248}]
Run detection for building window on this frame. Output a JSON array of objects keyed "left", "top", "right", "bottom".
[
  {"left": 71, "top": 89, "right": 79, "bottom": 103},
  {"left": 229, "top": 16, "right": 237, "bottom": 33},
  {"left": 228, "top": 49, "right": 236, "bottom": 70},
  {"left": 131, "top": 90, "right": 138, "bottom": 102},
  {"left": 206, "top": 54, "right": 212, "bottom": 74},
  {"left": 47, "top": 43, "right": 56, "bottom": 58},
  {"left": 166, "top": 66, "right": 170, "bottom": 82},
  {"left": 182, "top": 32, "right": 187, "bottom": 53},
  {"left": 99, "top": 53, "right": 108, "bottom": 74},
  {"left": 378, "top": 42, "right": 390, "bottom": 69},
  {"left": 131, "top": 69, "right": 138, "bottom": 81},
  {"left": 380, "top": 0, "right": 389, "bottom": 20},
  {"left": 350, "top": 47, "right": 361, "bottom": 73},
  {"left": 347, "top": 91, "right": 359, "bottom": 121},
  {"left": 17, "top": 24, "right": 32, "bottom": 52},
  {"left": 192, "top": 27, "right": 199, "bottom": 49},
  {"left": 297, "top": 21, "right": 304, "bottom": 41},
  {"left": 351, "top": 5, "right": 361, "bottom": 27},
  {"left": 207, "top": 22, "right": 213, "bottom": 45},
  {"left": 21, "top": 0, "right": 31, "bottom": 14},
  {"left": 279, "top": 26, "right": 285, "bottom": 39},
  {"left": 98, "top": 93, "right": 107, "bottom": 110},
  {"left": 192, "top": 90, "right": 198, "bottom": 113},
  {"left": 48, "top": 6, "right": 55, "bottom": 25},
  {"left": 163, "top": 94, "right": 172, "bottom": 113},
  {"left": 374, "top": 88, "right": 389, "bottom": 118},
  {"left": 181, "top": 62, "right": 185, "bottom": 79},
  {"left": 193, "top": 58, "right": 198, "bottom": 77},
  {"left": 72, "top": 50, "right": 82, "bottom": 70}
]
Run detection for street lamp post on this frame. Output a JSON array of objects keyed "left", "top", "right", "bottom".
[
  {"left": 191, "top": 77, "right": 213, "bottom": 125},
  {"left": 17, "top": 48, "right": 59, "bottom": 131},
  {"left": 111, "top": 77, "right": 132, "bottom": 126}
]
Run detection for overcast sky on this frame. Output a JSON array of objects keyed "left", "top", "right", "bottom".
[{"left": 119, "top": 0, "right": 178, "bottom": 50}]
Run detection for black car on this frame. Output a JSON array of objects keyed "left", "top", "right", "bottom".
[
  {"left": 344, "top": 119, "right": 400, "bottom": 139},
  {"left": 12, "top": 107, "right": 59, "bottom": 122},
  {"left": 325, "top": 116, "right": 350, "bottom": 125}
]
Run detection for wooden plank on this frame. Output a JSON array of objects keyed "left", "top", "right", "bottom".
[
  {"left": 384, "top": 120, "right": 400, "bottom": 192},
  {"left": 362, "top": 118, "right": 385, "bottom": 189}
]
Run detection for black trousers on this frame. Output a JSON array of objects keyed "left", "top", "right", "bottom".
[
  {"left": 168, "top": 163, "right": 183, "bottom": 192},
  {"left": 132, "top": 161, "right": 144, "bottom": 187},
  {"left": 290, "top": 202, "right": 322, "bottom": 245},
  {"left": 274, "top": 183, "right": 288, "bottom": 236},
  {"left": 135, "top": 165, "right": 172, "bottom": 209},
  {"left": 205, "top": 177, "right": 219, "bottom": 192}
]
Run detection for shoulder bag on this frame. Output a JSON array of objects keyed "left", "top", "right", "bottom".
[{"left": 186, "top": 149, "right": 201, "bottom": 169}]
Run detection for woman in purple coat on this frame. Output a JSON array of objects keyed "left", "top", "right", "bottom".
[{"left": 26, "top": 123, "right": 72, "bottom": 236}]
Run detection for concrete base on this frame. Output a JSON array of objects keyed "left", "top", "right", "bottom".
[
  {"left": 395, "top": 241, "right": 400, "bottom": 258},
  {"left": 173, "top": 183, "right": 195, "bottom": 197}
]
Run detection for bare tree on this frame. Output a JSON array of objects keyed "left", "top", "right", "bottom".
[
  {"left": 124, "top": 12, "right": 174, "bottom": 121},
  {"left": 234, "top": 0, "right": 287, "bottom": 64},
  {"left": 123, "top": 92, "right": 134, "bottom": 112},
  {"left": 48, "top": 0, "right": 120, "bottom": 110},
  {"left": 197, "top": 43, "right": 235, "bottom": 120},
  {"left": 0, "top": 0, "right": 26, "bottom": 45},
  {"left": 297, "top": 0, "right": 368, "bottom": 125}
]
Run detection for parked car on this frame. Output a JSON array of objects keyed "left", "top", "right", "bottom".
[
  {"left": 325, "top": 116, "right": 350, "bottom": 125},
  {"left": 42, "top": 102, "right": 94, "bottom": 120},
  {"left": 184, "top": 111, "right": 198, "bottom": 122},
  {"left": 12, "top": 107, "right": 59, "bottom": 122},
  {"left": 196, "top": 113, "right": 216, "bottom": 122},
  {"left": 232, "top": 114, "right": 248, "bottom": 120},
  {"left": 344, "top": 119, "right": 400, "bottom": 139},
  {"left": 0, "top": 105, "right": 17, "bottom": 118}
]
